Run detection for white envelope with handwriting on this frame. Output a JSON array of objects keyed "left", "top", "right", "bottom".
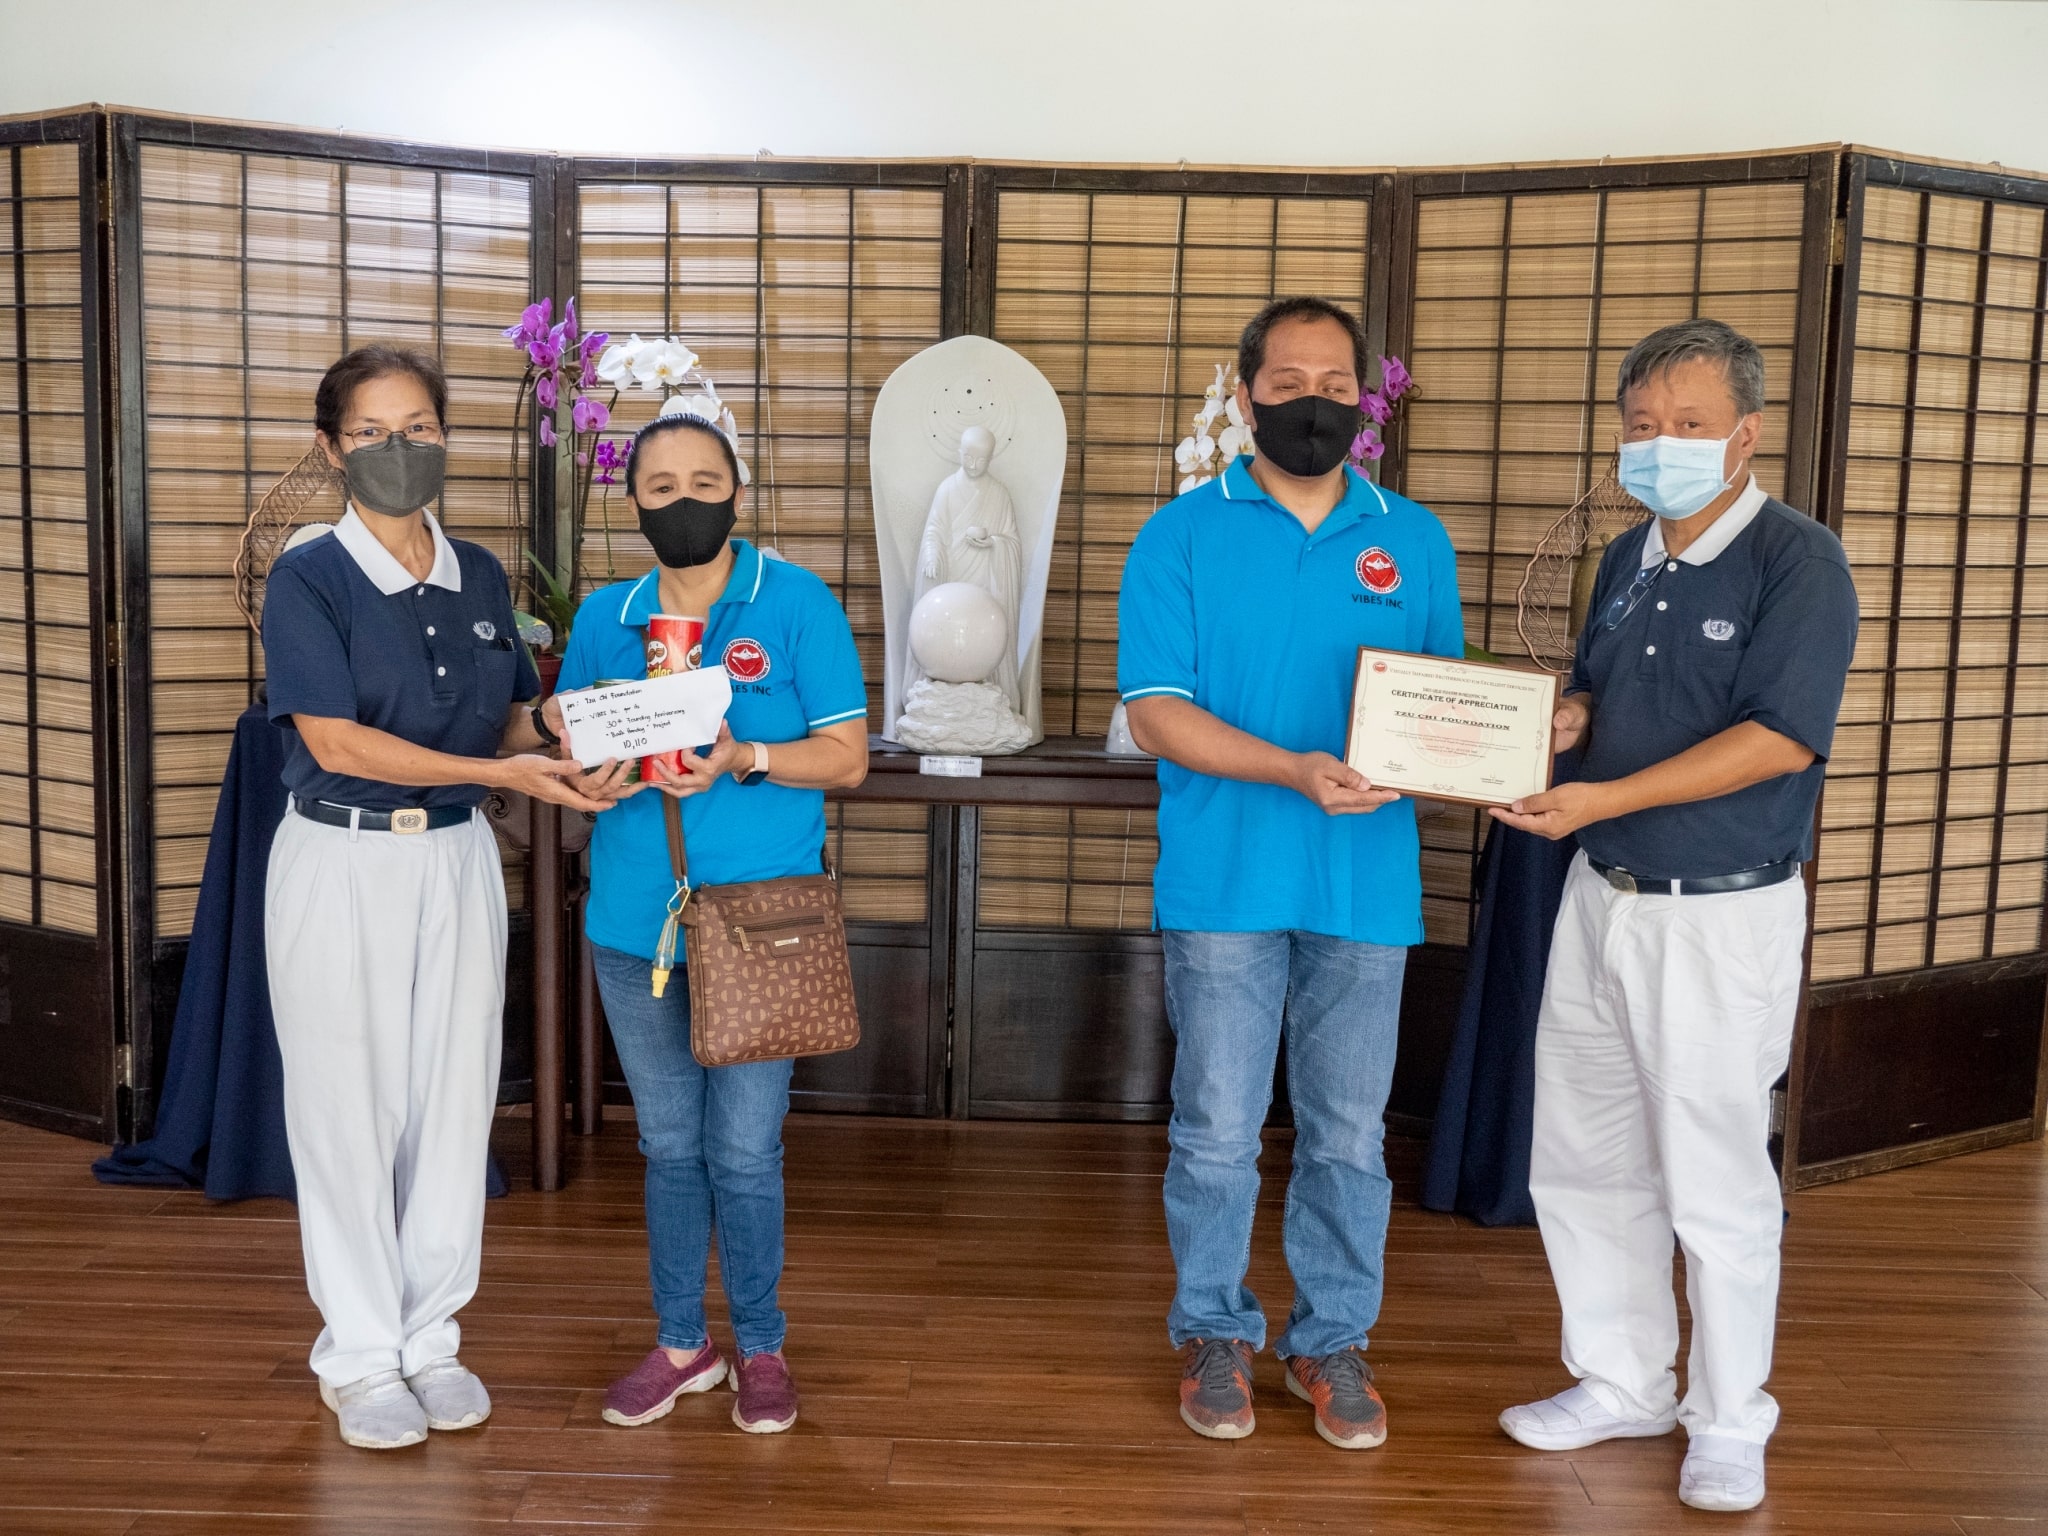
[{"left": 557, "top": 667, "right": 734, "bottom": 767}]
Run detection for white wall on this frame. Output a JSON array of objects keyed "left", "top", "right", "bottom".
[{"left": 3, "top": 0, "right": 2046, "bottom": 175}]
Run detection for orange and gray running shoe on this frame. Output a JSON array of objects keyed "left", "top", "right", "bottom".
[
  {"left": 1179, "top": 1337, "right": 1256, "bottom": 1439},
  {"left": 1285, "top": 1347, "right": 1387, "bottom": 1450}
]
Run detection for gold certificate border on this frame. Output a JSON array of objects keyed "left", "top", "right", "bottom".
[{"left": 1343, "top": 647, "right": 1560, "bottom": 808}]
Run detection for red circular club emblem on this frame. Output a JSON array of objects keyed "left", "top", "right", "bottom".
[
  {"left": 723, "top": 638, "right": 771, "bottom": 682},
  {"left": 1357, "top": 546, "right": 1401, "bottom": 595}
]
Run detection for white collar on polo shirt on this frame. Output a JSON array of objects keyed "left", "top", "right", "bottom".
[
  {"left": 332, "top": 504, "right": 463, "bottom": 595},
  {"left": 1640, "top": 475, "right": 1767, "bottom": 569}
]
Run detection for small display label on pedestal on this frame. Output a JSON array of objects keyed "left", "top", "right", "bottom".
[{"left": 919, "top": 755, "right": 984, "bottom": 778}]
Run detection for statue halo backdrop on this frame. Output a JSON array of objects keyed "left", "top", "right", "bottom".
[{"left": 870, "top": 336, "right": 1067, "bottom": 750}]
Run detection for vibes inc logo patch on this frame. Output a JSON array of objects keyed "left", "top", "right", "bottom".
[
  {"left": 723, "top": 638, "right": 771, "bottom": 682},
  {"left": 1356, "top": 546, "right": 1402, "bottom": 595}
]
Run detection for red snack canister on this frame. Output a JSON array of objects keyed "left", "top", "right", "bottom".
[{"left": 642, "top": 614, "right": 707, "bottom": 782}]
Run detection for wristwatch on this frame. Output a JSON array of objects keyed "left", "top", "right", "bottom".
[
  {"left": 529, "top": 701, "right": 561, "bottom": 748},
  {"left": 737, "top": 740, "right": 770, "bottom": 786}
]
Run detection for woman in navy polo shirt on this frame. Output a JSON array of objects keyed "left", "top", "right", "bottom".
[
  {"left": 262, "top": 347, "right": 625, "bottom": 1451},
  {"left": 550, "top": 413, "right": 868, "bottom": 1437}
]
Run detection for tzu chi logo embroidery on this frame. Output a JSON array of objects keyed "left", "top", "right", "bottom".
[
  {"left": 723, "top": 638, "right": 771, "bottom": 682},
  {"left": 1702, "top": 619, "right": 1737, "bottom": 642},
  {"left": 472, "top": 620, "right": 497, "bottom": 641},
  {"left": 1356, "top": 547, "right": 1402, "bottom": 595}
]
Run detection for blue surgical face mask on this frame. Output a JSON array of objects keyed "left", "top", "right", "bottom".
[{"left": 1618, "top": 433, "right": 1739, "bottom": 519}]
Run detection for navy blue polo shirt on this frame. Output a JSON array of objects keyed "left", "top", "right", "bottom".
[
  {"left": 557, "top": 540, "right": 868, "bottom": 961},
  {"left": 1570, "top": 479, "right": 1859, "bottom": 880},
  {"left": 263, "top": 509, "right": 540, "bottom": 811},
  {"left": 1118, "top": 457, "right": 1466, "bottom": 944}
]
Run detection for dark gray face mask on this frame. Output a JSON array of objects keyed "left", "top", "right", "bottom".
[{"left": 342, "top": 433, "right": 447, "bottom": 515}]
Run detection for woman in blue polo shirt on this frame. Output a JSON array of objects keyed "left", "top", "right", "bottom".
[
  {"left": 262, "top": 347, "right": 624, "bottom": 1452},
  {"left": 549, "top": 413, "right": 868, "bottom": 1436}
]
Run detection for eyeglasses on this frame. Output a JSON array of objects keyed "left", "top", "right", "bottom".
[
  {"left": 339, "top": 422, "right": 444, "bottom": 448},
  {"left": 1602, "top": 562, "right": 1665, "bottom": 630}
]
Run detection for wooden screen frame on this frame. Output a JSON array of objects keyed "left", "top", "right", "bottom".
[
  {"left": 1788, "top": 150, "right": 2048, "bottom": 1185},
  {"left": 0, "top": 110, "right": 121, "bottom": 1137},
  {"left": 106, "top": 112, "right": 554, "bottom": 1138}
]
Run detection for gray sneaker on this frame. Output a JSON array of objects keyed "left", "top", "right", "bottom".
[
  {"left": 319, "top": 1369, "right": 429, "bottom": 1449},
  {"left": 404, "top": 1357, "right": 492, "bottom": 1431}
]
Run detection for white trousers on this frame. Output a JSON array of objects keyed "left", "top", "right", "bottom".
[
  {"left": 265, "top": 807, "right": 507, "bottom": 1387},
  {"left": 1529, "top": 851, "right": 1806, "bottom": 1444}
]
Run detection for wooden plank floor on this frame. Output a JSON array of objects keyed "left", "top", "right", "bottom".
[{"left": 1, "top": 1111, "right": 2044, "bottom": 1534}]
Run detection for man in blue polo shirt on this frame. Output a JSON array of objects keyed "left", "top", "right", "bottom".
[
  {"left": 1491, "top": 319, "right": 1858, "bottom": 1515},
  {"left": 1119, "top": 297, "right": 1464, "bottom": 1452}
]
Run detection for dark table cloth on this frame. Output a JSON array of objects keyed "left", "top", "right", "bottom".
[
  {"left": 1420, "top": 758, "right": 1582, "bottom": 1227},
  {"left": 93, "top": 705, "right": 505, "bottom": 1202}
]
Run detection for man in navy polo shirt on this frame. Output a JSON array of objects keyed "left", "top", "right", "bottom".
[
  {"left": 1492, "top": 319, "right": 1858, "bottom": 1514},
  {"left": 1119, "top": 297, "right": 1464, "bottom": 1452}
]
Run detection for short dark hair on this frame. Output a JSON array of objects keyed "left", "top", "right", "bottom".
[
  {"left": 1237, "top": 297, "right": 1370, "bottom": 392},
  {"left": 625, "top": 412, "right": 741, "bottom": 499},
  {"left": 1616, "top": 318, "right": 1765, "bottom": 417},
  {"left": 314, "top": 345, "right": 448, "bottom": 438}
]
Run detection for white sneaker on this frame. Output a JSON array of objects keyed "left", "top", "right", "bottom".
[
  {"left": 404, "top": 1357, "right": 492, "bottom": 1431},
  {"left": 319, "top": 1369, "right": 429, "bottom": 1450},
  {"left": 1499, "top": 1384, "right": 1677, "bottom": 1451},
  {"left": 1680, "top": 1433, "right": 1767, "bottom": 1512}
]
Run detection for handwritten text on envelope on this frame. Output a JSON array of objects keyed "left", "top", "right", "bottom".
[{"left": 557, "top": 667, "right": 735, "bottom": 767}]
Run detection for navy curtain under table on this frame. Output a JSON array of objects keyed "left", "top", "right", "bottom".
[
  {"left": 93, "top": 705, "right": 506, "bottom": 1202},
  {"left": 1420, "top": 782, "right": 1580, "bottom": 1228}
]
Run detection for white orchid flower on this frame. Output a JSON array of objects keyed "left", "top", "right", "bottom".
[
  {"left": 660, "top": 391, "right": 723, "bottom": 424},
  {"left": 1178, "top": 474, "right": 1199, "bottom": 495},
  {"left": 635, "top": 339, "right": 699, "bottom": 391},
  {"left": 1224, "top": 394, "right": 1247, "bottom": 429},
  {"left": 594, "top": 336, "right": 643, "bottom": 387},
  {"left": 1218, "top": 423, "right": 1253, "bottom": 460}
]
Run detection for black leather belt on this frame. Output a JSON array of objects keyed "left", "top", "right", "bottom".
[
  {"left": 290, "top": 797, "right": 474, "bottom": 835},
  {"left": 1587, "top": 857, "right": 1800, "bottom": 896}
]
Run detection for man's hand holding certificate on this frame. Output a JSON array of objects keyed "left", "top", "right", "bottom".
[
  {"left": 1344, "top": 649, "right": 1558, "bottom": 808},
  {"left": 557, "top": 666, "right": 735, "bottom": 769}
]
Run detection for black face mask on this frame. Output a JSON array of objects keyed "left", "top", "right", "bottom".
[
  {"left": 1249, "top": 393, "right": 1363, "bottom": 479},
  {"left": 638, "top": 493, "right": 737, "bottom": 569}
]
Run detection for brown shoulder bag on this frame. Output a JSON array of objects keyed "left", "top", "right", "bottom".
[{"left": 652, "top": 792, "right": 861, "bottom": 1068}]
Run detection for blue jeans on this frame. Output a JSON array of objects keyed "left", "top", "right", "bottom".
[
  {"left": 592, "top": 944, "right": 794, "bottom": 1358},
  {"left": 1161, "top": 928, "right": 1406, "bottom": 1359}
]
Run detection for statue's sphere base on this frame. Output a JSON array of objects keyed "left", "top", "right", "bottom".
[
  {"left": 908, "top": 582, "right": 1010, "bottom": 685},
  {"left": 895, "top": 678, "right": 1035, "bottom": 756}
]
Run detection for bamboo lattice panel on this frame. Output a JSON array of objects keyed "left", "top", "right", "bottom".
[
  {"left": 0, "top": 144, "right": 95, "bottom": 935},
  {"left": 576, "top": 178, "right": 947, "bottom": 923},
  {"left": 1811, "top": 183, "right": 2048, "bottom": 982},
  {"left": 985, "top": 189, "right": 1372, "bottom": 928},
  {"left": 1403, "top": 180, "right": 1808, "bottom": 944},
  {"left": 139, "top": 144, "right": 535, "bottom": 935}
]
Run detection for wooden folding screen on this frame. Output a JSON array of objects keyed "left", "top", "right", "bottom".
[
  {"left": 569, "top": 161, "right": 956, "bottom": 928},
  {"left": 0, "top": 112, "right": 116, "bottom": 1135},
  {"left": 109, "top": 116, "right": 548, "bottom": 1124},
  {"left": 977, "top": 170, "right": 1387, "bottom": 932},
  {"left": 1396, "top": 154, "right": 1838, "bottom": 946},
  {"left": 1790, "top": 153, "right": 2048, "bottom": 1182}
]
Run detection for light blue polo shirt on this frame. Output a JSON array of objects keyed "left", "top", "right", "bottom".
[
  {"left": 557, "top": 539, "right": 868, "bottom": 960},
  {"left": 1117, "top": 457, "right": 1466, "bottom": 944}
]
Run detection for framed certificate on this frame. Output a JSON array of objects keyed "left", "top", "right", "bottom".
[{"left": 1344, "top": 648, "right": 1560, "bottom": 807}]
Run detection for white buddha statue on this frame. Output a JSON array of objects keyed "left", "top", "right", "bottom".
[{"left": 903, "top": 425, "right": 1023, "bottom": 712}]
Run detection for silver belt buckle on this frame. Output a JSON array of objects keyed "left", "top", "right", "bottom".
[
  {"left": 390, "top": 808, "right": 429, "bottom": 835},
  {"left": 1602, "top": 865, "right": 1638, "bottom": 894}
]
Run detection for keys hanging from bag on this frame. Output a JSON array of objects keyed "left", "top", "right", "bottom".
[{"left": 652, "top": 786, "right": 862, "bottom": 1068}]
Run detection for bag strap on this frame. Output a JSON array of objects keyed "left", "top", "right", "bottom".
[{"left": 651, "top": 740, "right": 696, "bottom": 997}]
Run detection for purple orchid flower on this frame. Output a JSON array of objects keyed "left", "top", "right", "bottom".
[
  {"left": 538, "top": 416, "right": 558, "bottom": 449},
  {"left": 503, "top": 297, "right": 551, "bottom": 348},
  {"left": 571, "top": 391, "right": 610, "bottom": 436},
  {"left": 534, "top": 371, "right": 558, "bottom": 412},
  {"left": 593, "top": 436, "right": 627, "bottom": 486},
  {"left": 579, "top": 330, "right": 608, "bottom": 389},
  {"left": 1380, "top": 355, "right": 1413, "bottom": 399},
  {"left": 1361, "top": 390, "right": 1391, "bottom": 426},
  {"left": 1350, "top": 426, "right": 1385, "bottom": 463},
  {"left": 562, "top": 296, "right": 579, "bottom": 346}
]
